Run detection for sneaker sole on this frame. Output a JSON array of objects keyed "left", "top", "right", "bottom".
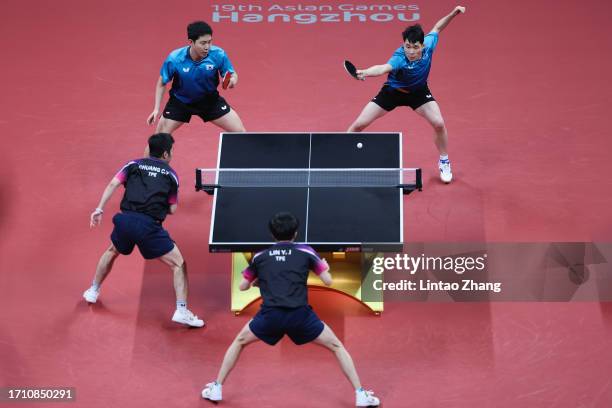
[
  {"left": 202, "top": 391, "right": 221, "bottom": 402},
  {"left": 172, "top": 318, "right": 205, "bottom": 328},
  {"left": 203, "top": 397, "right": 221, "bottom": 403}
]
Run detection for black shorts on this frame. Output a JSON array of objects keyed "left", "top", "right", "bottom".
[
  {"left": 110, "top": 212, "right": 175, "bottom": 259},
  {"left": 249, "top": 305, "right": 325, "bottom": 346},
  {"left": 162, "top": 93, "right": 231, "bottom": 123},
  {"left": 372, "top": 85, "right": 436, "bottom": 111}
]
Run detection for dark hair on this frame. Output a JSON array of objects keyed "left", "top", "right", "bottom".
[
  {"left": 148, "top": 133, "right": 174, "bottom": 158},
  {"left": 402, "top": 24, "right": 424, "bottom": 44},
  {"left": 187, "top": 21, "right": 213, "bottom": 42},
  {"left": 268, "top": 212, "right": 299, "bottom": 241}
]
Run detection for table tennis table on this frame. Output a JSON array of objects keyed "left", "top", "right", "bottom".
[{"left": 196, "top": 132, "right": 421, "bottom": 313}]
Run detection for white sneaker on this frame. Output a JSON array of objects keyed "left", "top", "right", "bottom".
[
  {"left": 201, "top": 381, "right": 222, "bottom": 401},
  {"left": 83, "top": 287, "right": 99, "bottom": 303},
  {"left": 356, "top": 389, "right": 380, "bottom": 407},
  {"left": 172, "top": 309, "right": 205, "bottom": 328},
  {"left": 439, "top": 160, "right": 453, "bottom": 183}
]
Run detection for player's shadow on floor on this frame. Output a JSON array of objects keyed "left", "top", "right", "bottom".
[
  {"left": 411, "top": 173, "right": 487, "bottom": 241},
  {"left": 0, "top": 327, "right": 31, "bottom": 384}
]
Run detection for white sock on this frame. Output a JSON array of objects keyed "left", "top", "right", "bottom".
[
  {"left": 92, "top": 281, "right": 100, "bottom": 291},
  {"left": 439, "top": 154, "right": 449, "bottom": 162},
  {"left": 176, "top": 300, "right": 187, "bottom": 310}
]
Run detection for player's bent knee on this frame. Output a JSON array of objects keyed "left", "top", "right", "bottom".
[
  {"left": 157, "top": 118, "right": 182, "bottom": 134},
  {"left": 161, "top": 248, "right": 185, "bottom": 270},
  {"left": 156, "top": 119, "right": 169, "bottom": 133},
  {"left": 317, "top": 331, "right": 343, "bottom": 350},
  {"left": 321, "top": 340, "right": 342, "bottom": 352},
  {"left": 329, "top": 338, "right": 343, "bottom": 349},
  {"left": 169, "top": 258, "right": 185, "bottom": 272},
  {"left": 236, "top": 332, "right": 253, "bottom": 346},
  {"left": 350, "top": 122, "right": 367, "bottom": 132},
  {"left": 230, "top": 123, "right": 246, "bottom": 132},
  {"left": 432, "top": 120, "right": 445, "bottom": 131},
  {"left": 108, "top": 245, "right": 120, "bottom": 256}
]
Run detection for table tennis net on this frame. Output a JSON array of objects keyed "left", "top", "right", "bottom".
[{"left": 196, "top": 168, "right": 421, "bottom": 188}]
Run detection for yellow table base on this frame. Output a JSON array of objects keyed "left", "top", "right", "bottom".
[{"left": 230, "top": 252, "right": 383, "bottom": 315}]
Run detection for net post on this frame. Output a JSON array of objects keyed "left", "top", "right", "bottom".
[
  {"left": 416, "top": 168, "right": 422, "bottom": 191},
  {"left": 195, "top": 168, "right": 202, "bottom": 191},
  {"left": 197, "top": 169, "right": 218, "bottom": 195}
]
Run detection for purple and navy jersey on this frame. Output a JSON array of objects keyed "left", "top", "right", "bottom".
[
  {"left": 160, "top": 45, "right": 235, "bottom": 104},
  {"left": 115, "top": 157, "right": 179, "bottom": 222},
  {"left": 385, "top": 32, "right": 439, "bottom": 91},
  {"left": 242, "top": 242, "right": 329, "bottom": 309}
]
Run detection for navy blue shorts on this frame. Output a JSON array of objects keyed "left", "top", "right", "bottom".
[
  {"left": 110, "top": 212, "right": 175, "bottom": 259},
  {"left": 249, "top": 305, "right": 325, "bottom": 346},
  {"left": 162, "top": 93, "right": 231, "bottom": 123},
  {"left": 372, "top": 84, "right": 436, "bottom": 111}
]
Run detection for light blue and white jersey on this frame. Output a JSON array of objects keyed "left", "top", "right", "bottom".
[
  {"left": 385, "top": 32, "right": 438, "bottom": 91},
  {"left": 160, "top": 45, "right": 235, "bottom": 104}
]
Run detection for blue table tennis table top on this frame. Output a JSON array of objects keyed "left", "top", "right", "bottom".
[{"left": 203, "top": 133, "right": 405, "bottom": 252}]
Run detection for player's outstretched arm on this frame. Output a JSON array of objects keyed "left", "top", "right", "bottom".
[
  {"left": 356, "top": 64, "right": 392, "bottom": 80},
  {"left": 431, "top": 6, "right": 466, "bottom": 34},
  {"left": 315, "top": 259, "right": 333, "bottom": 286},
  {"left": 239, "top": 277, "right": 258, "bottom": 291},
  {"left": 318, "top": 270, "right": 333, "bottom": 286},
  {"left": 90, "top": 177, "right": 122, "bottom": 228},
  {"left": 229, "top": 72, "right": 238, "bottom": 88},
  {"left": 146, "top": 76, "right": 167, "bottom": 125}
]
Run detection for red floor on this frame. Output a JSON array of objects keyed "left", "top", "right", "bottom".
[{"left": 2, "top": 0, "right": 612, "bottom": 407}]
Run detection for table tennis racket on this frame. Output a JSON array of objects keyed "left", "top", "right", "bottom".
[
  {"left": 222, "top": 71, "right": 232, "bottom": 89},
  {"left": 344, "top": 60, "right": 360, "bottom": 80}
]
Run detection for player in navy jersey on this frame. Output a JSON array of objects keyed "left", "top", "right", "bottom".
[
  {"left": 146, "top": 21, "right": 246, "bottom": 134},
  {"left": 347, "top": 6, "right": 466, "bottom": 184},
  {"left": 83, "top": 133, "right": 204, "bottom": 328},
  {"left": 201, "top": 213, "right": 380, "bottom": 407}
]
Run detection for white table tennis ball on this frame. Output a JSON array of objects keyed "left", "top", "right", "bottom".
[{"left": 357, "top": 142, "right": 363, "bottom": 149}]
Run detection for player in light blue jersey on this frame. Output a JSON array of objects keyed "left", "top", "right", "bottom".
[
  {"left": 347, "top": 6, "right": 466, "bottom": 184},
  {"left": 147, "top": 21, "right": 246, "bottom": 134}
]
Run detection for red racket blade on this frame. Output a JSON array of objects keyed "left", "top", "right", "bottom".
[{"left": 222, "top": 71, "right": 232, "bottom": 89}]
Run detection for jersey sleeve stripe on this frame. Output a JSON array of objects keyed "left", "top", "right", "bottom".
[
  {"left": 242, "top": 267, "right": 256, "bottom": 282},
  {"left": 295, "top": 246, "right": 321, "bottom": 260}
]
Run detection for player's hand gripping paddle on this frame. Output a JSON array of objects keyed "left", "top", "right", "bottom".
[
  {"left": 344, "top": 60, "right": 363, "bottom": 80},
  {"left": 221, "top": 71, "right": 232, "bottom": 89}
]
